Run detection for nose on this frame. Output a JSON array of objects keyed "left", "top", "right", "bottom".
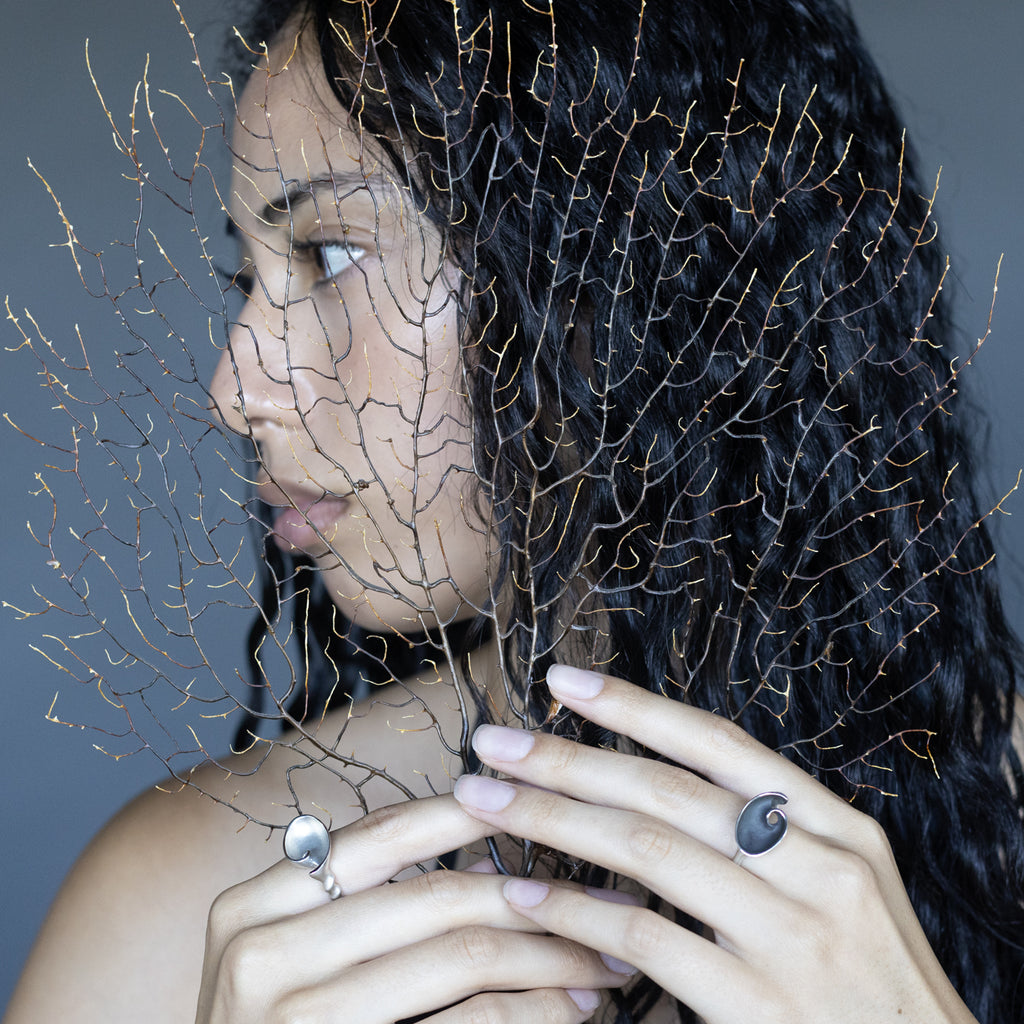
[{"left": 208, "top": 297, "right": 296, "bottom": 437}]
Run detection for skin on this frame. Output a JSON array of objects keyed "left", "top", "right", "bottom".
[
  {"left": 454, "top": 666, "right": 1014, "bottom": 1023},
  {"left": 209, "top": 26, "right": 491, "bottom": 632},
  {"left": 6, "top": 20, "right": 1023, "bottom": 1024},
  {"left": 7, "top": 29, "right": 622, "bottom": 1024}
]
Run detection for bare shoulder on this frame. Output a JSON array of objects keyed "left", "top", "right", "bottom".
[
  {"left": 4, "top": 676, "right": 464, "bottom": 1024},
  {"left": 4, "top": 756, "right": 281, "bottom": 1023}
]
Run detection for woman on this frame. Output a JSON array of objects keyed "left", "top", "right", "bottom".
[{"left": 6, "top": 0, "right": 1022, "bottom": 1021}]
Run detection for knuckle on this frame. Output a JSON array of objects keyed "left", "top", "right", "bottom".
[
  {"left": 850, "top": 813, "right": 894, "bottom": 866},
  {"left": 618, "top": 907, "right": 666, "bottom": 961},
  {"left": 546, "top": 737, "right": 586, "bottom": 777},
  {"left": 509, "top": 788, "right": 563, "bottom": 832},
  {"left": 219, "top": 925, "right": 276, "bottom": 995},
  {"left": 703, "top": 714, "right": 757, "bottom": 759},
  {"left": 552, "top": 937, "right": 593, "bottom": 976},
  {"left": 206, "top": 882, "right": 251, "bottom": 947},
  {"left": 356, "top": 801, "right": 409, "bottom": 844},
  {"left": 536, "top": 989, "right": 580, "bottom": 1021},
  {"left": 270, "top": 988, "right": 318, "bottom": 1024},
  {"left": 617, "top": 685, "right": 649, "bottom": 725},
  {"left": 533, "top": 793, "right": 566, "bottom": 829},
  {"left": 445, "top": 924, "right": 503, "bottom": 972},
  {"left": 789, "top": 907, "right": 837, "bottom": 967},
  {"left": 416, "top": 867, "right": 471, "bottom": 913},
  {"left": 826, "top": 846, "right": 880, "bottom": 904},
  {"left": 454, "top": 993, "right": 512, "bottom": 1024},
  {"left": 540, "top": 987, "right": 581, "bottom": 1019},
  {"left": 455, "top": 989, "right": 576, "bottom": 1024},
  {"left": 626, "top": 819, "right": 676, "bottom": 866},
  {"left": 646, "top": 763, "right": 700, "bottom": 816},
  {"left": 541, "top": 990, "right": 576, "bottom": 1021}
]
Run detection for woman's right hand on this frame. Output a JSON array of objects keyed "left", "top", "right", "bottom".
[{"left": 194, "top": 794, "right": 628, "bottom": 1023}]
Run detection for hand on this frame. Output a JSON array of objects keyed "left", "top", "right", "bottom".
[
  {"left": 452, "top": 666, "right": 979, "bottom": 1024},
  {"left": 194, "top": 794, "right": 631, "bottom": 1023}
]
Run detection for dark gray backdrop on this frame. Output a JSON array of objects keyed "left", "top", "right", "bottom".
[{"left": 3, "top": 1, "right": 1022, "bottom": 1010}]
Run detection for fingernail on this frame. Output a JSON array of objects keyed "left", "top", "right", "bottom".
[
  {"left": 472, "top": 724, "right": 535, "bottom": 762},
  {"left": 547, "top": 665, "right": 605, "bottom": 699},
  {"left": 585, "top": 886, "right": 641, "bottom": 906},
  {"left": 453, "top": 774, "right": 517, "bottom": 812},
  {"left": 567, "top": 988, "right": 602, "bottom": 1013},
  {"left": 464, "top": 857, "right": 499, "bottom": 874},
  {"left": 600, "top": 952, "right": 639, "bottom": 976},
  {"left": 503, "top": 878, "right": 550, "bottom": 907}
]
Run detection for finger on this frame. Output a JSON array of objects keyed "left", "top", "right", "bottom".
[
  {"left": 282, "top": 929, "right": 631, "bottom": 1023},
  {"left": 205, "top": 796, "right": 499, "bottom": 952},
  {"left": 464, "top": 856, "right": 500, "bottom": 873},
  {"left": 323, "top": 795, "right": 503, "bottom": 894},
  {"left": 530, "top": 671, "right": 918, "bottom": 923},
  {"left": 499, "top": 878, "right": 754, "bottom": 1024},
  {"left": 466, "top": 727, "right": 926, "bottom": 961},
  {"left": 469, "top": 723, "right": 844, "bottom": 900},
  {"left": 420, "top": 987, "right": 603, "bottom": 1023},
  {"left": 227, "top": 870, "right": 607, "bottom": 987},
  {"left": 461, "top": 749, "right": 885, "bottom": 920},
  {"left": 545, "top": 665, "right": 862, "bottom": 837},
  {"left": 472, "top": 723, "right": 743, "bottom": 859},
  {"left": 452, "top": 775, "right": 796, "bottom": 952}
]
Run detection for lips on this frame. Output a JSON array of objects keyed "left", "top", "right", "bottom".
[{"left": 256, "top": 475, "right": 353, "bottom": 554}]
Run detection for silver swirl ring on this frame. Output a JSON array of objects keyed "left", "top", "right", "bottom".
[
  {"left": 734, "top": 792, "right": 789, "bottom": 858},
  {"left": 283, "top": 814, "right": 343, "bottom": 899}
]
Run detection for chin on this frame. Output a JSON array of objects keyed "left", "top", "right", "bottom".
[{"left": 321, "top": 566, "right": 485, "bottom": 638}]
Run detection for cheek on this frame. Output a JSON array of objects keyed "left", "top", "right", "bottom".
[{"left": 309, "top": 265, "right": 471, "bottom": 487}]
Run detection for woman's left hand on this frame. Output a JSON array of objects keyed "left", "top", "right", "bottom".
[{"left": 452, "top": 665, "right": 978, "bottom": 1024}]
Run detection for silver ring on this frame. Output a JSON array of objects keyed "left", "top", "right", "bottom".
[
  {"left": 283, "top": 814, "right": 343, "bottom": 899},
  {"left": 734, "top": 792, "right": 789, "bottom": 858}
]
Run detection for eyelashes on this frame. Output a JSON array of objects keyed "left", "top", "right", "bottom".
[
  {"left": 215, "top": 262, "right": 255, "bottom": 295},
  {"left": 215, "top": 240, "right": 367, "bottom": 302},
  {"left": 300, "top": 240, "right": 367, "bottom": 284}
]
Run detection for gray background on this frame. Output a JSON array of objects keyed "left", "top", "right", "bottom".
[{"left": 2, "top": 1, "right": 1022, "bottom": 1011}]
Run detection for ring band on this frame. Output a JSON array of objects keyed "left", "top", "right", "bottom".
[
  {"left": 283, "top": 814, "right": 343, "bottom": 899},
  {"left": 735, "top": 792, "right": 789, "bottom": 858}
]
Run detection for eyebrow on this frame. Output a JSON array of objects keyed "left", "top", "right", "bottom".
[
  {"left": 262, "top": 172, "right": 369, "bottom": 226},
  {"left": 225, "top": 171, "right": 369, "bottom": 241}
]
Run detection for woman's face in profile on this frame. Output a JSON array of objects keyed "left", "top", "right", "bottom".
[{"left": 209, "top": 31, "right": 491, "bottom": 631}]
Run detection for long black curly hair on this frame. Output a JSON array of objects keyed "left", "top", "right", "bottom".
[{"left": 229, "top": 1, "right": 1024, "bottom": 1019}]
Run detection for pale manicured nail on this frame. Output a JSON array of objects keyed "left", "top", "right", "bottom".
[
  {"left": 547, "top": 665, "right": 605, "bottom": 699},
  {"left": 464, "top": 857, "right": 499, "bottom": 874},
  {"left": 567, "top": 988, "right": 602, "bottom": 1013},
  {"left": 453, "top": 774, "right": 517, "bottom": 812},
  {"left": 472, "top": 724, "right": 535, "bottom": 761},
  {"left": 585, "top": 886, "right": 641, "bottom": 906},
  {"left": 503, "top": 877, "right": 550, "bottom": 907},
  {"left": 600, "top": 952, "right": 639, "bottom": 976}
]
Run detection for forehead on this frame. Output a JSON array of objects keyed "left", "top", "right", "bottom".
[{"left": 231, "top": 28, "right": 385, "bottom": 216}]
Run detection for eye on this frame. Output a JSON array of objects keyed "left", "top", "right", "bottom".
[
  {"left": 213, "top": 261, "right": 255, "bottom": 295},
  {"left": 213, "top": 260, "right": 256, "bottom": 320},
  {"left": 306, "top": 241, "right": 366, "bottom": 283}
]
